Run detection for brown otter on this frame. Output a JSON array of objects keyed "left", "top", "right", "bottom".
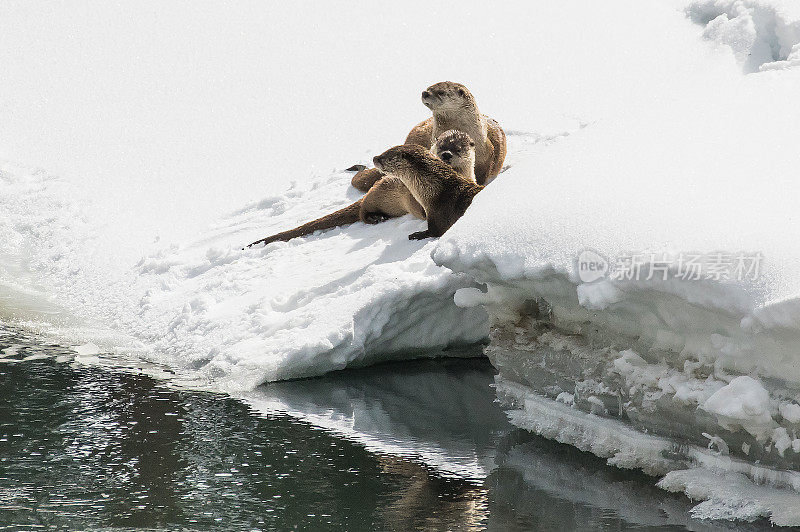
[
  {"left": 351, "top": 81, "right": 505, "bottom": 192},
  {"left": 246, "top": 131, "right": 476, "bottom": 247},
  {"left": 361, "top": 130, "right": 476, "bottom": 224},
  {"left": 372, "top": 144, "right": 482, "bottom": 240}
]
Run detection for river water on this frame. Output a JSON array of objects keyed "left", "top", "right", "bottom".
[{"left": 0, "top": 325, "right": 773, "bottom": 531}]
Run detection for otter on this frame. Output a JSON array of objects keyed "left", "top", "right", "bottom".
[
  {"left": 351, "top": 81, "right": 505, "bottom": 192},
  {"left": 246, "top": 131, "right": 476, "bottom": 247},
  {"left": 431, "top": 129, "right": 476, "bottom": 183},
  {"left": 361, "top": 130, "right": 475, "bottom": 224},
  {"left": 372, "top": 144, "right": 482, "bottom": 240}
]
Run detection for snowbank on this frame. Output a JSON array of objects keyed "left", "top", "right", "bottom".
[
  {"left": 433, "top": 0, "right": 800, "bottom": 391},
  {"left": 0, "top": 160, "right": 488, "bottom": 387},
  {"left": 2, "top": 0, "right": 600, "bottom": 387},
  {"left": 431, "top": 0, "right": 800, "bottom": 525},
  {"left": 134, "top": 170, "right": 489, "bottom": 386}
]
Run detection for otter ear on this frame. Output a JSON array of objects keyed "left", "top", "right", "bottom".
[{"left": 457, "top": 89, "right": 465, "bottom": 97}]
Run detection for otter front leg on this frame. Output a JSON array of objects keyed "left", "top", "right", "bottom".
[
  {"left": 408, "top": 219, "right": 444, "bottom": 240},
  {"left": 408, "top": 229, "right": 433, "bottom": 240}
]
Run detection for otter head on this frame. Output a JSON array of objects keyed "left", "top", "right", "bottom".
[
  {"left": 421, "top": 81, "right": 474, "bottom": 111},
  {"left": 433, "top": 130, "right": 476, "bottom": 177},
  {"left": 373, "top": 144, "right": 447, "bottom": 178}
]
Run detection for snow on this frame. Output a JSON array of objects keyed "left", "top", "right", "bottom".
[
  {"left": 659, "top": 469, "right": 800, "bottom": 526},
  {"left": 779, "top": 402, "right": 800, "bottom": 424},
  {"left": 2, "top": 0, "right": 800, "bottom": 524},
  {"left": 687, "top": 0, "right": 800, "bottom": 72},
  {"left": 136, "top": 187, "right": 489, "bottom": 385},
  {"left": 431, "top": 2, "right": 800, "bottom": 521},
  {"left": 0, "top": 160, "right": 487, "bottom": 386},
  {"left": 700, "top": 376, "right": 775, "bottom": 441}
]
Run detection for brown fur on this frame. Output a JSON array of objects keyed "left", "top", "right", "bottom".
[
  {"left": 373, "top": 144, "right": 482, "bottom": 240},
  {"left": 351, "top": 81, "right": 506, "bottom": 192},
  {"left": 246, "top": 132, "right": 476, "bottom": 247},
  {"left": 360, "top": 176, "right": 426, "bottom": 224},
  {"left": 360, "top": 130, "right": 475, "bottom": 225},
  {"left": 246, "top": 201, "right": 362, "bottom": 247}
]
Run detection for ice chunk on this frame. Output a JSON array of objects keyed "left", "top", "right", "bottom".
[
  {"left": 780, "top": 402, "right": 800, "bottom": 424},
  {"left": 700, "top": 376, "right": 775, "bottom": 441},
  {"left": 659, "top": 469, "right": 800, "bottom": 526}
]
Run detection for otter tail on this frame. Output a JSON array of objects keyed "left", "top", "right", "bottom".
[{"left": 246, "top": 199, "right": 363, "bottom": 248}]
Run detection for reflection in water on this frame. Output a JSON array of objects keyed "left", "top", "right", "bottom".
[
  {"left": 246, "top": 356, "right": 510, "bottom": 480},
  {"left": 487, "top": 434, "right": 773, "bottom": 531},
  {"left": 0, "top": 327, "right": 776, "bottom": 530}
]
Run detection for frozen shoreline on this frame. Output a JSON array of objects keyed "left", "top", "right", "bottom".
[
  {"left": 428, "top": 0, "right": 800, "bottom": 524},
  {"left": 3, "top": 0, "right": 800, "bottom": 524}
]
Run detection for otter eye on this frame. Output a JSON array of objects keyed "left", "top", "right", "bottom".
[
  {"left": 469, "top": 141, "right": 475, "bottom": 147},
  {"left": 437, "top": 90, "right": 446, "bottom": 96}
]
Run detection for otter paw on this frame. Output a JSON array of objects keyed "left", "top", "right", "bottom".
[
  {"left": 363, "top": 212, "right": 390, "bottom": 224},
  {"left": 408, "top": 231, "right": 432, "bottom": 240}
]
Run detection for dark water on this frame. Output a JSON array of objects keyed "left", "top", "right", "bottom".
[{"left": 0, "top": 327, "right": 775, "bottom": 531}]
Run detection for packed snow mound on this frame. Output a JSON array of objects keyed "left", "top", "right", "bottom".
[
  {"left": 430, "top": 0, "right": 800, "bottom": 525},
  {"left": 0, "top": 160, "right": 489, "bottom": 387},
  {"left": 687, "top": 0, "right": 800, "bottom": 72},
  {"left": 434, "top": 6, "right": 800, "bottom": 382},
  {"left": 135, "top": 172, "right": 489, "bottom": 386}
]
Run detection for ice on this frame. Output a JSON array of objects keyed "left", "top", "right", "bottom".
[
  {"left": 73, "top": 343, "right": 100, "bottom": 357},
  {"left": 659, "top": 469, "right": 800, "bottom": 526},
  {"left": 498, "top": 377, "right": 800, "bottom": 525},
  {"left": 700, "top": 376, "right": 775, "bottom": 441},
  {"left": 495, "top": 441, "right": 748, "bottom": 531}
]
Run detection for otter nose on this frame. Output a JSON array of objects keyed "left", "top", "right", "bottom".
[
  {"left": 372, "top": 156, "right": 380, "bottom": 167},
  {"left": 422, "top": 90, "right": 430, "bottom": 99},
  {"left": 440, "top": 151, "right": 453, "bottom": 161}
]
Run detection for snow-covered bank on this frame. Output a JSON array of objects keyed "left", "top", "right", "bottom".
[
  {"left": 430, "top": 0, "right": 800, "bottom": 525},
  {"left": 134, "top": 169, "right": 489, "bottom": 386},
  {"left": 0, "top": 159, "right": 490, "bottom": 386}
]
